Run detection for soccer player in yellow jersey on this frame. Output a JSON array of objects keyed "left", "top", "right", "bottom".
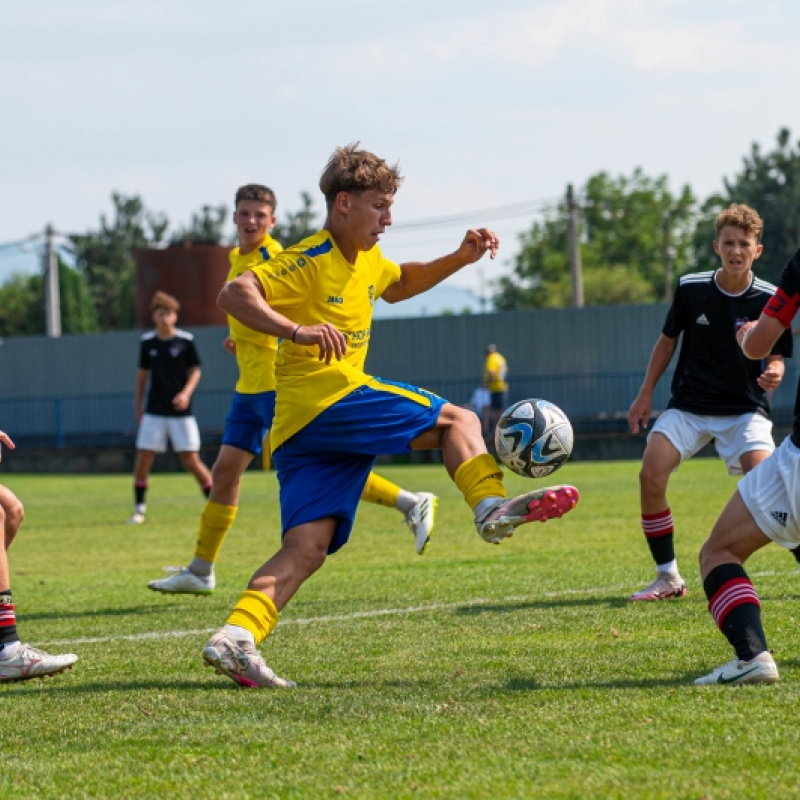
[
  {"left": 202, "top": 145, "right": 579, "bottom": 688},
  {"left": 483, "top": 343, "right": 509, "bottom": 436},
  {"left": 147, "top": 185, "right": 437, "bottom": 596}
]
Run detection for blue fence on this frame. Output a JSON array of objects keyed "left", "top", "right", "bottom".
[{"left": 3, "top": 364, "right": 796, "bottom": 451}]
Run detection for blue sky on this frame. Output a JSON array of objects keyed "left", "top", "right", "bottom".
[{"left": 2, "top": 0, "right": 800, "bottom": 308}]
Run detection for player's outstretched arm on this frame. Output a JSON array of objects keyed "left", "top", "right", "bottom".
[
  {"left": 0, "top": 430, "right": 14, "bottom": 462},
  {"left": 382, "top": 228, "right": 499, "bottom": 304},
  {"left": 627, "top": 334, "right": 677, "bottom": 434}
]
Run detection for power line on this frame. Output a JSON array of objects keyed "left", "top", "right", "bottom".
[
  {"left": 0, "top": 233, "right": 41, "bottom": 253},
  {"left": 390, "top": 196, "right": 561, "bottom": 232}
]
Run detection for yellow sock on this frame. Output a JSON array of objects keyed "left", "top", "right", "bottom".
[
  {"left": 454, "top": 454, "right": 506, "bottom": 510},
  {"left": 194, "top": 501, "right": 238, "bottom": 563},
  {"left": 361, "top": 472, "right": 401, "bottom": 507},
  {"left": 226, "top": 590, "right": 279, "bottom": 645}
]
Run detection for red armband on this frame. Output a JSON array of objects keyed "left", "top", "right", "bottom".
[{"left": 764, "top": 286, "right": 800, "bottom": 327}]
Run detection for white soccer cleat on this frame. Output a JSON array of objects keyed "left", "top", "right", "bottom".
[
  {"left": 475, "top": 485, "right": 579, "bottom": 544},
  {"left": 404, "top": 492, "right": 438, "bottom": 555},
  {"left": 126, "top": 512, "right": 145, "bottom": 525},
  {"left": 628, "top": 571, "right": 687, "bottom": 601},
  {"left": 0, "top": 643, "right": 78, "bottom": 682},
  {"left": 203, "top": 630, "right": 295, "bottom": 689},
  {"left": 694, "top": 652, "right": 779, "bottom": 686},
  {"left": 148, "top": 567, "right": 215, "bottom": 595}
]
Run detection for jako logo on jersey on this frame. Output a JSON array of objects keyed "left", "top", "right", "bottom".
[
  {"left": 327, "top": 296, "right": 344, "bottom": 305},
  {"left": 770, "top": 510, "right": 788, "bottom": 527},
  {"left": 696, "top": 314, "right": 710, "bottom": 325},
  {"left": 734, "top": 317, "right": 750, "bottom": 332},
  {"left": 368, "top": 285, "right": 375, "bottom": 305},
  {"left": 258, "top": 246, "right": 272, "bottom": 261}
]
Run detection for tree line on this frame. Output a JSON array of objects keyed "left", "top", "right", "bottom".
[{"left": 2, "top": 129, "right": 800, "bottom": 336}]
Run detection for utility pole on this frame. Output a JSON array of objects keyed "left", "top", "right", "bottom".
[
  {"left": 43, "top": 223, "right": 62, "bottom": 338},
  {"left": 663, "top": 210, "right": 674, "bottom": 303},
  {"left": 566, "top": 184, "right": 584, "bottom": 308}
]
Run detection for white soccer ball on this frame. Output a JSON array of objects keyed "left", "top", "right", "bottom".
[{"left": 494, "top": 398, "right": 574, "bottom": 479}]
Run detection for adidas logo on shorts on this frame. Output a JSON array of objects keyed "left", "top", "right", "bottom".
[{"left": 770, "top": 510, "right": 788, "bottom": 528}]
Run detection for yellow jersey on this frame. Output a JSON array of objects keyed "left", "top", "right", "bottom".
[
  {"left": 227, "top": 235, "right": 284, "bottom": 393},
  {"left": 250, "top": 229, "right": 402, "bottom": 450},
  {"left": 484, "top": 351, "right": 508, "bottom": 393}
]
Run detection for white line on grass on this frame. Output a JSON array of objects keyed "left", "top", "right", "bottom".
[{"left": 38, "top": 569, "right": 791, "bottom": 647}]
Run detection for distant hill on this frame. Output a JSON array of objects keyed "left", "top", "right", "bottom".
[{"left": 373, "top": 284, "right": 489, "bottom": 319}]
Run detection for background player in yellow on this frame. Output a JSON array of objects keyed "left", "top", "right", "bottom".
[
  {"left": 202, "top": 144, "right": 579, "bottom": 688},
  {"left": 482, "top": 343, "right": 508, "bottom": 437},
  {"left": 148, "top": 185, "right": 437, "bottom": 596}
]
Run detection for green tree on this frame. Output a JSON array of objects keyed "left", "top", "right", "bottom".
[
  {"left": 493, "top": 170, "right": 696, "bottom": 309},
  {"left": 692, "top": 128, "right": 800, "bottom": 284},
  {"left": 71, "top": 193, "right": 169, "bottom": 330},
  {"left": 0, "top": 258, "right": 98, "bottom": 337},
  {"left": 171, "top": 204, "right": 229, "bottom": 245},
  {"left": 273, "top": 191, "right": 318, "bottom": 248}
]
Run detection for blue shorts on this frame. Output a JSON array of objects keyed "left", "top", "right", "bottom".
[
  {"left": 221, "top": 391, "right": 276, "bottom": 455},
  {"left": 273, "top": 378, "right": 447, "bottom": 554}
]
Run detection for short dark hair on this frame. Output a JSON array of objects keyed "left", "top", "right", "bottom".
[
  {"left": 234, "top": 184, "right": 277, "bottom": 213},
  {"left": 319, "top": 143, "right": 403, "bottom": 208},
  {"left": 150, "top": 290, "right": 180, "bottom": 313}
]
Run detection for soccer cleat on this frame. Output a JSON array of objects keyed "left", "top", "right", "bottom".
[
  {"left": 628, "top": 571, "right": 687, "bottom": 601},
  {"left": 126, "top": 512, "right": 145, "bottom": 525},
  {"left": 147, "top": 567, "right": 215, "bottom": 595},
  {"left": 694, "top": 651, "right": 779, "bottom": 686},
  {"left": 404, "top": 492, "right": 438, "bottom": 555},
  {"left": 475, "top": 485, "right": 579, "bottom": 544},
  {"left": 202, "top": 630, "right": 295, "bottom": 689},
  {"left": 0, "top": 643, "right": 78, "bottom": 682}
]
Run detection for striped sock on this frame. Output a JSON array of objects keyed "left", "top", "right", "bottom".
[
  {"left": 641, "top": 509, "right": 675, "bottom": 568},
  {"left": 704, "top": 563, "right": 767, "bottom": 661}
]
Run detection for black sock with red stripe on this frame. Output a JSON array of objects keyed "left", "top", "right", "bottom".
[
  {"left": 703, "top": 563, "right": 767, "bottom": 661},
  {"left": 0, "top": 591, "right": 18, "bottom": 652},
  {"left": 641, "top": 509, "right": 675, "bottom": 566}
]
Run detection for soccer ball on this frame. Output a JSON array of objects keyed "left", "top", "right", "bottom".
[{"left": 494, "top": 399, "right": 573, "bottom": 479}]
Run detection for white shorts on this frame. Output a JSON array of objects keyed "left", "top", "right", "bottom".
[
  {"left": 135, "top": 414, "right": 201, "bottom": 453},
  {"left": 738, "top": 436, "right": 800, "bottom": 549},
  {"left": 649, "top": 409, "right": 774, "bottom": 476}
]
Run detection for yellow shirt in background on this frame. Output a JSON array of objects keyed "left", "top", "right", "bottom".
[
  {"left": 484, "top": 351, "right": 508, "bottom": 393},
  {"left": 227, "top": 235, "right": 283, "bottom": 393}
]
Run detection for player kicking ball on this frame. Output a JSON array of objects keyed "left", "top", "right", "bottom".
[
  {"left": 202, "top": 143, "right": 579, "bottom": 688},
  {"left": 147, "top": 186, "right": 437, "bottom": 599}
]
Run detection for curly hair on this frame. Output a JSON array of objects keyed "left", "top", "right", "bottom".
[
  {"left": 319, "top": 143, "right": 403, "bottom": 208},
  {"left": 715, "top": 203, "right": 764, "bottom": 243}
]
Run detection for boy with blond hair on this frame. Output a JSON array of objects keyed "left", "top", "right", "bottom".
[{"left": 148, "top": 184, "right": 438, "bottom": 596}]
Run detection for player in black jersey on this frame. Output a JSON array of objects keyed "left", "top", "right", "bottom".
[
  {"left": 127, "top": 291, "right": 212, "bottom": 524},
  {"left": 695, "top": 246, "right": 800, "bottom": 684},
  {"left": 627, "top": 204, "right": 792, "bottom": 601}
]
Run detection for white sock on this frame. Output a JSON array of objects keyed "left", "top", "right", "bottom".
[
  {"left": 188, "top": 558, "right": 214, "bottom": 578},
  {"left": 395, "top": 490, "right": 419, "bottom": 515},
  {"left": 657, "top": 559, "right": 678, "bottom": 575},
  {"left": 135, "top": 503, "right": 146, "bottom": 515},
  {"left": 222, "top": 624, "right": 255, "bottom": 645},
  {"left": 0, "top": 640, "right": 21, "bottom": 659},
  {"left": 473, "top": 496, "right": 504, "bottom": 521}
]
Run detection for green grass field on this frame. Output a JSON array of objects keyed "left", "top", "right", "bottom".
[{"left": 2, "top": 460, "right": 800, "bottom": 799}]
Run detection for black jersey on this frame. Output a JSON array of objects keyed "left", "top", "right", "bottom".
[
  {"left": 663, "top": 270, "right": 792, "bottom": 417},
  {"left": 138, "top": 329, "right": 201, "bottom": 417},
  {"left": 765, "top": 249, "right": 800, "bottom": 445}
]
